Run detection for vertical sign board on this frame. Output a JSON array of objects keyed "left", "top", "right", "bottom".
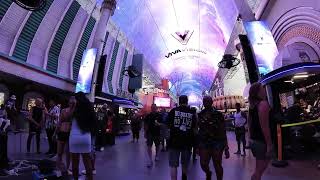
[
  {"left": 75, "top": 48, "right": 98, "bottom": 93},
  {"left": 128, "top": 54, "right": 143, "bottom": 91},
  {"left": 244, "top": 21, "right": 279, "bottom": 76}
]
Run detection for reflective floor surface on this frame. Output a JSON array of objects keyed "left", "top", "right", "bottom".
[{"left": 4, "top": 132, "right": 320, "bottom": 180}]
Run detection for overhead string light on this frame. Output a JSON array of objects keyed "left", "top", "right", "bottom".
[
  {"left": 171, "top": 0, "right": 180, "bottom": 29},
  {"left": 197, "top": 0, "right": 201, "bottom": 73},
  {"left": 144, "top": 0, "right": 170, "bottom": 52}
]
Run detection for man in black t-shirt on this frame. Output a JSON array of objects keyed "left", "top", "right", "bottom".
[
  {"left": 168, "top": 95, "right": 197, "bottom": 180},
  {"left": 144, "top": 104, "right": 161, "bottom": 168},
  {"left": 198, "top": 96, "right": 229, "bottom": 180}
]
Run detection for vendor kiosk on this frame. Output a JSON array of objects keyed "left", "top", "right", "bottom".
[{"left": 260, "top": 62, "right": 320, "bottom": 167}]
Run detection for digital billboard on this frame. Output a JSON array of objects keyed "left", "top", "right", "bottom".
[
  {"left": 244, "top": 21, "right": 279, "bottom": 76},
  {"left": 154, "top": 97, "right": 171, "bottom": 108},
  {"left": 75, "top": 48, "right": 97, "bottom": 93}
]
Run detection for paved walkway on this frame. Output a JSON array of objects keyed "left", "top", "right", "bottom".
[{"left": 4, "top": 132, "right": 320, "bottom": 179}]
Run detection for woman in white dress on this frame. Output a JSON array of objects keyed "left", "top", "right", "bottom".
[{"left": 69, "top": 92, "right": 95, "bottom": 180}]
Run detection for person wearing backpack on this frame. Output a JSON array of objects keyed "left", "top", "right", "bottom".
[
  {"left": 198, "top": 96, "right": 230, "bottom": 180},
  {"left": 233, "top": 103, "right": 247, "bottom": 156}
]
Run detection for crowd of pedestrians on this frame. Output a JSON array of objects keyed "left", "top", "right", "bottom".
[
  {"left": 138, "top": 82, "right": 272, "bottom": 180},
  {"left": 0, "top": 82, "right": 273, "bottom": 180}
]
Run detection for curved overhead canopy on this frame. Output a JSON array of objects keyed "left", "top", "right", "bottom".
[{"left": 109, "top": 0, "right": 239, "bottom": 105}]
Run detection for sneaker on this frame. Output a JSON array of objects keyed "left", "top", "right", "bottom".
[
  {"left": 241, "top": 152, "right": 246, "bottom": 157},
  {"left": 100, "top": 147, "right": 104, "bottom": 151},
  {"left": 206, "top": 171, "right": 212, "bottom": 180},
  {"left": 234, "top": 151, "right": 241, "bottom": 155},
  {"left": 155, "top": 156, "right": 160, "bottom": 161},
  {"left": 67, "top": 169, "right": 73, "bottom": 176},
  {"left": 182, "top": 173, "right": 188, "bottom": 180},
  {"left": 81, "top": 169, "right": 97, "bottom": 175},
  {"left": 55, "top": 170, "right": 62, "bottom": 177},
  {"left": 146, "top": 161, "right": 153, "bottom": 168},
  {"left": 318, "top": 164, "right": 320, "bottom": 169},
  {"left": 314, "top": 132, "right": 320, "bottom": 138},
  {"left": 0, "top": 170, "right": 8, "bottom": 177}
]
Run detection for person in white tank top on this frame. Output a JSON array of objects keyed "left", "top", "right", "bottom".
[{"left": 233, "top": 103, "right": 247, "bottom": 156}]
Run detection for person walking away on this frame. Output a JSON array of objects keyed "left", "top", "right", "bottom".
[
  {"left": 167, "top": 95, "right": 197, "bottom": 180},
  {"left": 248, "top": 83, "right": 272, "bottom": 180},
  {"left": 131, "top": 112, "right": 141, "bottom": 143},
  {"left": 96, "top": 104, "right": 108, "bottom": 151},
  {"left": 106, "top": 110, "right": 115, "bottom": 145},
  {"left": 44, "top": 100, "right": 60, "bottom": 156},
  {"left": 55, "top": 97, "right": 74, "bottom": 175},
  {"left": 69, "top": 92, "right": 95, "bottom": 180},
  {"left": 144, "top": 104, "right": 161, "bottom": 167},
  {"left": 27, "top": 98, "right": 44, "bottom": 154},
  {"left": 233, "top": 103, "right": 247, "bottom": 156},
  {"left": 160, "top": 108, "right": 169, "bottom": 151},
  {"left": 198, "top": 96, "right": 230, "bottom": 180}
]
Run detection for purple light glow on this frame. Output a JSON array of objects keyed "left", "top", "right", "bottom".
[{"left": 111, "top": 0, "right": 238, "bottom": 105}]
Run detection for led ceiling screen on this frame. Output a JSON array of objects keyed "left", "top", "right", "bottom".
[{"left": 111, "top": 0, "right": 238, "bottom": 105}]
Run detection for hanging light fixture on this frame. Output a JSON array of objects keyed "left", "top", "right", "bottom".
[
  {"left": 13, "top": 0, "right": 46, "bottom": 11},
  {"left": 217, "top": 54, "right": 240, "bottom": 69}
]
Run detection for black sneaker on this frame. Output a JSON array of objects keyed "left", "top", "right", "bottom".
[
  {"left": 206, "top": 171, "right": 212, "bottom": 180},
  {"left": 0, "top": 170, "right": 8, "bottom": 177},
  {"left": 182, "top": 173, "right": 187, "bottom": 180}
]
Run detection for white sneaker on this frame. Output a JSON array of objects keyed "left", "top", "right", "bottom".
[
  {"left": 313, "top": 132, "right": 320, "bottom": 138},
  {"left": 81, "top": 169, "right": 97, "bottom": 175},
  {"left": 55, "top": 170, "right": 62, "bottom": 177},
  {"left": 100, "top": 147, "right": 104, "bottom": 151},
  {"left": 318, "top": 164, "right": 320, "bottom": 169},
  {"left": 67, "top": 169, "right": 73, "bottom": 176}
]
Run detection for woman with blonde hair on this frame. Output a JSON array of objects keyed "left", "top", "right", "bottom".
[{"left": 248, "top": 82, "right": 272, "bottom": 180}]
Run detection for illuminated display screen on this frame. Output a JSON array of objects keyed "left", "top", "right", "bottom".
[
  {"left": 111, "top": 0, "right": 238, "bottom": 105},
  {"left": 154, "top": 97, "right": 171, "bottom": 108},
  {"left": 244, "top": 21, "right": 279, "bottom": 76},
  {"left": 75, "top": 48, "right": 97, "bottom": 93}
]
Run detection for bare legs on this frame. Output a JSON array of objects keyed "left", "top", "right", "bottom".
[
  {"left": 71, "top": 153, "right": 93, "bottom": 180},
  {"left": 251, "top": 159, "right": 270, "bottom": 180},
  {"left": 200, "top": 149, "right": 224, "bottom": 180},
  {"left": 56, "top": 140, "right": 70, "bottom": 173},
  {"left": 170, "top": 167, "right": 177, "bottom": 180}
]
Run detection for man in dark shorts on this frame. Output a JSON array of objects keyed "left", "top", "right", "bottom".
[
  {"left": 144, "top": 104, "right": 161, "bottom": 167},
  {"left": 168, "top": 95, "right": 197, "bottom": 180},
  {"left": 198, "top": 96, "right": 230, "bottom": 180}
]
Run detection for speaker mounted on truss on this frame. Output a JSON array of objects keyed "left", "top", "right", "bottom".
[
  {"left": 13, "top": 0, "right": 46, "bottom": 11},
  {"left": 123, "top": 65, "right": 142, "bottom": 78},
  {"left": 218, "top": 54, "right": 240, "bottom": 69}
]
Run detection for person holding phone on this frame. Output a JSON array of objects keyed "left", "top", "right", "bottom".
[
  {"left": 198, "top": 96, "right": 230, "bottom": 180},
  {"left": 27, "top": 98, "right": 44, "bottom": 154},
  {"left": 248, "top": 83, "right": 272, "bottom": 180}
]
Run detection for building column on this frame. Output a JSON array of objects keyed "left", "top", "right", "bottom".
[{"left": 89, "top": 0, "right": 117, "bottom": 102}]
